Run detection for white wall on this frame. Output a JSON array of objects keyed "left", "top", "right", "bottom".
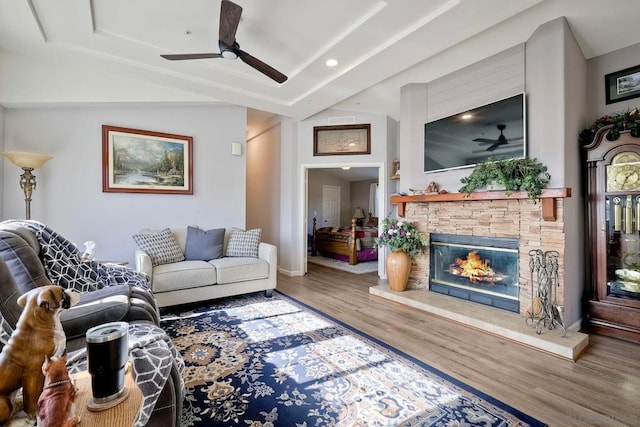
[
  {"left": 1, "top": 105, "right": 247, "bottom": 265},
  {"left": 247, "top": 122, "right": 281, "bottom": 248}
]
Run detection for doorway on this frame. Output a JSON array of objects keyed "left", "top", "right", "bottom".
[{"left": 301, "top": 163, "right": 386, "bottom": 276}]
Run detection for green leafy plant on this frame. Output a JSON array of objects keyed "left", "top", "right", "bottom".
[
  {"left": 579, "top": 107, "right": 640, "bottom": 145},
  {"left": 459, "top": 157, "right": 551, "bottom": 201},
  {"left": 375, "top": 217, "right": 427, "bottom": 259}
]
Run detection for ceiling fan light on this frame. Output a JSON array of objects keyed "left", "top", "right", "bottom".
[{"left": 222, "top": 50, "right": 238, "bottom": 60}]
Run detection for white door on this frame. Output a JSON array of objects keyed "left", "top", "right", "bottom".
[{"left": 322, "top": 185, "right": 341, "bottom": 228}]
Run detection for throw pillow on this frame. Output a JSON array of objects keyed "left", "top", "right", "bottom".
[
  {"left": 184, "top": 226, "right": 225, "bottom": 261},
  {"left": 132, "top": 228, "right": 185, "bottom": 266},
  {"left": 226, "top": 228, "right": 261, "bottom": 258}
]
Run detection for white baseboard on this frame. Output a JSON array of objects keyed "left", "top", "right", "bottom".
[{"left": 278, "top": 267, "right": 304, "bottom": 277}]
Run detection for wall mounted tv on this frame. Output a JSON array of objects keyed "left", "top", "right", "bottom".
[{"left": 424, "top": 93, "right": 526, "bottom": 173}]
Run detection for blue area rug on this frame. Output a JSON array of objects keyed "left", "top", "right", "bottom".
[{"left": 161, "top": 291, "right": 545, "bottom": 426}]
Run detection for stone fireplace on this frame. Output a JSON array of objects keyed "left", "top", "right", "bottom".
[
  {"left": 393, "top": 190, "right": 570, "bottom": 318},
  {"left": 370, "top": 189, "right": 590, "bottom": 360}
]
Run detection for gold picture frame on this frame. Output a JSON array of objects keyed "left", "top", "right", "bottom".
[
  {"left": 313, "top": 124, "right": 371, "bottom": 156},
  {"left": 102, "top": 125, "right": 193, "bottom": 194}
]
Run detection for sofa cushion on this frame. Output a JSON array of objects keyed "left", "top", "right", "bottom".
[
  {"left": 61, "top": 285, "right": 131, "bottom": 341},
  {"left": 184, "top": 226, "right": 225, "bottom": 261},
  {"left": 226, "top": 228, "right": 261, "bottom": 258},
  {"left": 209, "top": 257, "right": 269, "bottom": 284},
  {"left": 152, "top": 260, "right": 217, "bottom": 293},
  {"left": 133, "top": 228, "right": 185, "bottom": 266}
]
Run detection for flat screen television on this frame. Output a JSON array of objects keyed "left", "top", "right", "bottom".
[{"left": 424, "top": 93, "right": 526, "bottom": 173}]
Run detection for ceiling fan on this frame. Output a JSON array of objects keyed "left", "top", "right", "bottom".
[
  {"left": 160, "top": 0, "right": 288, "bottom": 84},
  {"left": 473, "top": 124, "right": 522, "bottom": 151}
]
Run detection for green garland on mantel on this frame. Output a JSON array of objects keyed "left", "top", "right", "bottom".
[{"left": 579, "top": 107, "right": 640, "bottom": 145}]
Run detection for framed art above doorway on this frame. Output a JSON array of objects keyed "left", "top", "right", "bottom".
[{"left": 313, "top": 124, "right": 371, "bottom": 156}]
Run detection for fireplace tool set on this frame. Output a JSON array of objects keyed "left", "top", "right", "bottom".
[{"left": 526, "top": 249, "right": 567, "bottom": 336}]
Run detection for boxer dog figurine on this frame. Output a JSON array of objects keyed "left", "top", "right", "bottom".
[
  {"left": 0, "top": 286, "right": 78, "bottom": 425},
  {"left": 37, "top": 354, "right": 79, "bottom": 427}
]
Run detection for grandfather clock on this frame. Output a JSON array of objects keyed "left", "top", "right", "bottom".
[{"left": 584, "top": 125, "right": 640, "bottom": 342}]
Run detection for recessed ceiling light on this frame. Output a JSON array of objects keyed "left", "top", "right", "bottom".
[
  {"left": 461, "top": 113, "right": 472, "bottom": 120},
  {"left": 325, "top": 59, "right": 338, "bottom": 67},
  {"left": 341, "top": 166, "right": 351, "bottom": 170}
]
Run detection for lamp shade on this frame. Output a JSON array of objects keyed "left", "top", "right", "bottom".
[
  {"left": 3, "top": 151, "right": 52, "bottom": 169},
  {"left": 353, "top": 207, "right": 366, "bottom": 219}
]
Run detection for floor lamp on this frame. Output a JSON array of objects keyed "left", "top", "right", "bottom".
[{"left": 3, "top": 151, "right": 53, "bottom": 220}]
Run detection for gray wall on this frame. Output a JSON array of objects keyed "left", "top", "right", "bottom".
[
  {"left": 247, "top": 122, "right": 281, "bottom": 248},
  {"left": 306, "top": 171, "right": 375, "bottom": 234},
  {"left": 307, "top": 169, "right": 351, "bottom": 232},
  {"left": 1, "top": 105, "right": 247, "bottom": 265},
  {"left": 526, "top": 17, "right": 587, "bottom": 328},
  {"left": 398, "top": 18, "right": 587, "bottom": 326},
  {"left": 587, "top": 41, "right": 640, "bottom": 120},
  {"left": 400, "top": 45, "right": 526, "bottom": 193},
  {"left": 350, "top": 179, "right": 377, "bottom": 218}
]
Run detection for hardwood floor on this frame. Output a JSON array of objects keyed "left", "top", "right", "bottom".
[{"left": 277, "top": 263, "right": 640, "bottom": 426}]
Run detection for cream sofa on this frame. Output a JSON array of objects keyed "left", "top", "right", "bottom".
[{"left": 134, "top": 227, "right": 277, "bottom": 308}]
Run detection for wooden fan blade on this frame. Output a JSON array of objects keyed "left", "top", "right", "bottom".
[
  {"left": 161, "top": 53, "right": 222, "bottom": 60},
  {"left": 473, "top": 138, "right": 496, "bottom": 143},
  {"left": 220, "top": 0, "right": 243, "bottom": 46},
  {"left": 237, "top": 49, "right": 288, "bottom": 83}
]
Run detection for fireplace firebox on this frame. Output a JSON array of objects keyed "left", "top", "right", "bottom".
[{"left": 430, "top": 234, "right": 519, "bottom": 312}]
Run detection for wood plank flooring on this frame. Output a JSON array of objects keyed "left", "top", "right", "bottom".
[{"left": 276, "top": 263, "right": 640, "bottom": 426}]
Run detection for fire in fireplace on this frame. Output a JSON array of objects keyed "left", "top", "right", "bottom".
[{"left": 430, "top": 234, "right": 519, "bottom": 312}]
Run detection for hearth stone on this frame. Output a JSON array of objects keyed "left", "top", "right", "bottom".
[{"left": 369, "top": 284, "right": 589, "bottom": 360}]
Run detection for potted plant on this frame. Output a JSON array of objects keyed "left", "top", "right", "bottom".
[
  {"left": 579, "top": 107, "right": 640, "bottom": 144},
  {"left": 375, "top": 217, "right": 428, "bottom": 291},
  {"left": 458, "top": 157, "right": 551, "bottom": 201}
]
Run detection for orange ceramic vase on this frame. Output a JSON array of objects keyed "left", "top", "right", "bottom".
[{"left": 386, "top": 249, "right": 411, "bottom": 291}]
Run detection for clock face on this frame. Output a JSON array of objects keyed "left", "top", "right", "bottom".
[{"left": 607, "top": 163, "right": 640, "bottom": 191}]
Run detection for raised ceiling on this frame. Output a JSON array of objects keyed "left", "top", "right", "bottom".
[{"left": 1, "top": 0, "right": 640, "bottom": 124}]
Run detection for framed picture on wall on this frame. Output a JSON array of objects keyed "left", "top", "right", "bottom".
[
  {"left": 102, "top": 125, "right": 193, "bottom": 194},
  {"left": 605, "top": 64, "right": 640, "bottom": 104},
  {"left": 313, "top": 124, "right": 371, "bottom": 156}
]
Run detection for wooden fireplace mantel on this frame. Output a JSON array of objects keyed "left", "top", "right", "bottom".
[{"left": 391, "top": 187, "right": 571, "bottom": 221}]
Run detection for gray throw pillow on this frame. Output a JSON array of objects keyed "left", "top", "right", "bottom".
[
  {"left": 184, "top": 226, "right": 225, "bottom": 261},
  {"left": 226, "top": 228, "right": 261, "bottom": 258},
  {"left": 132, "top": 228, "right": 185, "bottom": 266}
]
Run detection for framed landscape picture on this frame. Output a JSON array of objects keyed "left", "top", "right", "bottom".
[
  {"left": 605, "top": 64, "right": 640, "bottom": 104},
  {"left": 313, "top": 124, "right": 371, "bottom": 156},
  {"left": 102, "top": 125, "right": 193, "bottom": 194}
]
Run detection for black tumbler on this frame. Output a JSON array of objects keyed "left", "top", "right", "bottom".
[{"left": 86, "top": 321, "right": 129, "bottom": 404}]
